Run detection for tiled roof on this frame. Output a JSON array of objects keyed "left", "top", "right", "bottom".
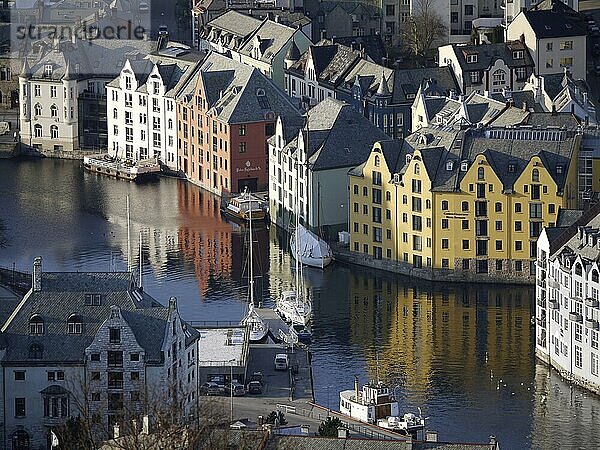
[
  {"left": 205, "top": 10, "right": 261, "bottom": 38},
  {"left": 239, "top": 19, "right": 301, "bottom": 63},
  {"left": 0, "top": 271, "right": 194, "bottom": 364},
  {"left": 448, "top": 41, "right": 534, "bottom": 72},
  {"left": 332, "top": 35, "right": 387, "bottom": 65},
  {"left": 391, "top": 67, "right": 459, "bottom": 104},
  {"left": 522, "top": 0, "right": 587, "bottom": 38},
  {"left": 198, "top": 52, "right": 302, "bottom": 124}
]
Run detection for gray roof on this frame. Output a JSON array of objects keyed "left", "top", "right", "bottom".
[
  {"left": 448, "top": 40, "right": 534, "bottom": 72},
  {"left": 556, "top": 209, "right": 584, "bottom": 227},
  {"left": 296, "top": 97, "right": 390, "bottom": 171},
  {"left": 205, "top": 10, "right": 261, "bottom": 38},
  {"left": 26, "top": 38, "right": 157, "bottom": 80},
  {"left": 0, "top": 271, "right": 197, "bottom": 365},
  {"left": 196, "top": 52, "right": 301, "bottom": 124},
  {"left": 267, "top": 435, "right": 496, "bottom": 450},
  {"left": 317, "top": 1, "right": 382, "bottom": 18},
  {"left": 239, "top": 19, "right": 301, "bottom": 63},
  {"left": 400, "top": 125, "right": 579, "bottom": 193},
  {"left": 545, "top": 202, "right": 600, "bottom": 258},
  {"left": 391, "top": 67, "right": 459, "bottom": 104},
  {"left": 331, "top": 35, "right": 387, "bottom": 65},
  {"left": 490, "top": 91, "right": 542, "bottom": 112},
  {"left": 523, "top": 0, "right": 587, "bottom": 38}
]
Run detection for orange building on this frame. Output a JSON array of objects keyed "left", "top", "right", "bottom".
[{"left": 176, "top": 52, "right": 301, "bottom": 195}]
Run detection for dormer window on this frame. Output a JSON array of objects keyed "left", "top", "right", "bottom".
[
  {"left": 405, "top": 154, "right": 412, "bottom": 165},
  {"left": 508, "top": 163, "right": 515, "bottom": 173},
  {"left": 556, "top": 164, "right": 563, "bottom": 174},
  {"left": 512, "top": 50, "right": 524, "bottom": 59},
  {"left": 446, "top": 160, "right": 454, "bottom": 171},
  {"left": 461, "top": 161, "right": 469, "bottom": 172},
  {"left": 466, "top": 53, "right": 478, "bottom": 64},
  {"left": 125, "top": 76, "right": 131, "bottom": 90},
  {"left": 85, "top": 294, "right": 102, "bottom": 306},
  {"left": 29, "top": 315, "right": 44, "bottom": 335},
  {"left": 67, "top": 314, "right": 83, "bottom": 334},
  {"left": 44, "top": 64, "right": 53, "bottom": 77},
  {"left": 29, "top": 344, "right": 43, "bottom": 359}
]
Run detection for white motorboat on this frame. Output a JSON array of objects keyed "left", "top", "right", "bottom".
[
  {"left": 239, "top": 198, "right": 268, "bottom": 342},
  {"left": 221, "top": 189, "right": 268, "bottom": 223},
  {"left": 290, "top": 225, "right": 332, "bottom": 269},
  {"left": 377, "top": 411, "right": 426, "bottom": 435},
  {"left": 276, "top": 290, "right": 311, "bottom": 326},
  {"left": 339, "top": 377, "right": 399, "bottom": 425}
]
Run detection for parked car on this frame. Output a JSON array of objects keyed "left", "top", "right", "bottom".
[
  {"left": 274, "top": 353, "right": 289, "bottom": 371},
  {"left": 200, "top": 382, "right": 222, "bottom": 396},
  {"left": 247, "top": 380, "right": 263, "bottom": 394},
  {"left": 249, "top": 371, "right": 264, "bottom": 385},
  {"left": 225, "top": 381, "right": 246, "bottom": 396}
]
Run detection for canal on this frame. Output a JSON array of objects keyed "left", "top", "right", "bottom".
[{"left": 0, "top": 158, "right": 599, "bottom": 449}]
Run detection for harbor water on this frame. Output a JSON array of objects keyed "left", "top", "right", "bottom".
[{"left": 0, "top": 158, "right": 599, "bottom": 449}]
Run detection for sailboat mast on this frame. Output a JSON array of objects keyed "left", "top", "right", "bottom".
[
  {"left": 249, "top": 194, "right": 254, "bottom": 307},
  {"left": 138, "top": 230, "right": 143, "bottom": 288},
  {"left": 126, "top": 195, "right": 131, "bottom": 272}
]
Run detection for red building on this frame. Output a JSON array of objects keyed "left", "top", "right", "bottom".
[{"left": 176, "top": 52, "right": 301, "bottom": 195}]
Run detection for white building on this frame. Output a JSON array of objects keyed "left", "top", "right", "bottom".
[
  {"left": 506, "top": 0, "right": 587, "bottom": 81},
  {"left": 536, "top": 209, "right": 600, "bottom": 395},
  {"left": 267, "top": 97, "right": 389, "bottom": 238},
  {"left": 106, "top": 45, "right": 205, "bottom": 171},
  {"left": 18, "top": 38, "right": 156, "bottom": 155},
  {"left": 504, "top": 0, "right": 578, "bottom": 28},
  {"left": 0, "top": 257, "right": 200, "bottom": 450}
]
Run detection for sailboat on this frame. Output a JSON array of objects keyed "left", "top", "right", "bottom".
[
  {"left": 277, "top": 160, "right": 313, "bottom": 327},
  {"left": 240, "top": 202, "right": 268, "bottom": 343},
  {"left": 290, "top": 225, "right": 332, "bottom": 269}
]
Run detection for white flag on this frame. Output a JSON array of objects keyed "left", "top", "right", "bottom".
[{"left": 51, "top": 431, "right": 59, "bottom": 448}]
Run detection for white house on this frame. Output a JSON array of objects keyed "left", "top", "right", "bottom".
[
  {"left": 536, "top": 211, "right": 600, "bottom": 396},
  {"left": 106, "top": 46, "right": 205, "bottom": 170},
  {"left": 506, "top": 0, "right": 587, "bottom": 81},
  {"left": 268, "top": 97, "right": 389, "bottom": 238}
]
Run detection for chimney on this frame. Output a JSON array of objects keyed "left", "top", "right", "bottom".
[
  {"left": 489, "top": 435, "right": 498, "bottom": 450},
  {"left": 426, "top": 430, "right": 438, "bottom": 442},
  {"left": 338, "top": 428, "right": 349, "bottom": 438},
  {"left": 520, "top": 33, "right": 525, "bottom": 44},
  {"left": 142, "top": 415, "right": 150, "bottom": 434},
  {"left": 320, "top": 29, "right": 327, "bottom": 40},
  {"left": 584, "top": 92, "right": 589, "bottom": 105},
  {"left": 275, "top": 15, "right": 280, "bottom": 23},
  {"left": 32, "top": 257, "right": 42, "bottom": 292},
  {"left": 522, "top": 101, "right": 527, "bottom": 112},
  {"left": 113, "top": 424, "right": 120, "bottom": 439},
  {"left": 354, "top": 375, "right": 359, "bottom": 399}
]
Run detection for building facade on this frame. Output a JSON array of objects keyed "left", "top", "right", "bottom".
[
  {"left": 536, "top": 207, "right": 600, "bottom": 395},
  {"left": 176, "top": 52, "right": 301, "bottom": 196},
  {"left": 348, "top": 124, "right": 581, "bottom": 282}
]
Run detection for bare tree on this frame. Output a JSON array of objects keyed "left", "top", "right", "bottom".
[{"left": 400, "top": 0, "right": 447, "bottom": 65}]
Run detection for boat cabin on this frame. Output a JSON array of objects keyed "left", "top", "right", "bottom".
[{"left": 339, "top": 378, "right": 399, "bottom": 424}]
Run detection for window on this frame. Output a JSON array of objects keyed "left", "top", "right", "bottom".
[
  {"left": 515, "top": 221, "right": 522, "bottom": 232},
  {"left": 108, "top": 371, "right": 124, "bottom": 389},
  {"left": 513, "top": 50, "right": 524, "bottom": 59},
  {"left": 470, "top": 71, "right": 480, "bottom": 84},
  {"left": 464, "top": 4, "right": 473, "bottom": 15},
  {"left": 496, "top": 221, "right": 502, "bottom": 231},
  {"left": 462, "top": 240, "right": 469, "bottom": 250},
  {"left": 546, "top": 42, "right": 553, "bottom": 51},
  {"left": 34, "top": 124, "right": 42, "bottom": 138},
  {"left": 412, "top": 179, "right": 421, "bottom": 193},
  {"left": 546, "top": 59, "right": 553, "bottom": 68},
  {"left": 530, "top": 203, "right": 542, "bottom": 219},
  {"left": 85, "top": 294, "right": 102, "bottom": 306},
  {"left": 559, "top": 57, "right": 573, "bottom": 68},
  {"left": 442, "top": 219, "right": 449, "bottom": 229},
  {"left": 496, "top": 240, "right": 502, "bottom": 251},
  {"left": 560, "top": 40, "right": 573, "bottom": 50},
  {"left": 461, "top": 201, "right": 469, "bottom": 212},
  {"left": 29, "top": 315, "right": 44, "bottom": 334},
  {"left": 593, "top": 353, "right": 599, "bottom": 376},
  {"left": 515, "top": 67, "right": 526, "bottom": 80},
  {"left": 442, "top": 239, "right": 449, "bottom": 249},
  {"left": 130, "top": 352, "right": 140, "bottom": 361},
  {"left": 14, "top": 371, "right": 25, "bottom": 381},
  {"left": 15, "top": 398, "right": 25, "bottom": 417},
  {"left": 575, "top": 345, "right": 582, "bottom": 369},
  {"left": 466, "top": 53, "right": 478, "bottom": 63},
  {"left": 515, "top": 241, "right": 523, "bottom": 251},
  {"left": 239, "top": 125, "right": 246, "bottom": 136},
  {"left": 109, "top": 328, "right": 121, "bottom": 344},
  {"left": 68, "top": 315, "right": 83, "bottom": 334},
  {"left": 462, "top": 220, "right": 469, "bottom": 230},
  {"left": 91, "top": 371, "right": 100, "bottom": 381},
  {"left": 108, "top": 351, "right": 123, "bottom": 367},
  {"left": 441, "top": 200, "right": 448, "bottom": 210},
  {"left": 239, "top": 142, "right": 246, "bottom": 153},
  {"left": 515, "top": 203, "right": 522, "bottom": 213},
  {"left": 90, "top": 353, "right": 100, "bottom": 362},
  {"left": 495, "top": 202, "right": 502, "bottom": 212}
]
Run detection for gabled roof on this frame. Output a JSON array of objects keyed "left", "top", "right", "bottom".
[
  {"left": 447, "top": 40, "right": 534, "bottom": 72},
  {"left": 522, "top": 0, "right": 587, "bottom": 38},
  {"left": 331, "top": 35, "right": 387, "bottom": 64},
  {"left": 0, "top": 271, "right": 196, "bottom": 364},
  {"left": 205, "top": 10, "right": 261, "bottom": 38},
  {"left": 197, "top": 52, "right": 301, "bottom": 124},
  {"left": 391, "top": 66, "right": 459, "bottom": 104},
  {"left": 239, "top": 19, "right": 301, "bottom": 63}
]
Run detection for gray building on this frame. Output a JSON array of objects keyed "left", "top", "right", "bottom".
[{"left": 0, "top": 257, "right": 199, "bottom": 450}]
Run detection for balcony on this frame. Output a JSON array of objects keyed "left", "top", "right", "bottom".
[
  {"left": 42, "top": 416, "right": 66, "bottom": 428},
  {"left": 537, "top": 298, "right": 546, "bottom": 308},
  {"left": 536, "top": 318, "right": 546, "bottom": 328},
  {"left": 585, "top": 297, "right": 599, "bottom": 308},
  {"left": 537, "top": 338, "right": 547, "bottom": 348},
  {"left": 537, "top": 259, "right": 547, "bottom": 269},
  {"left": 548, "top": 279, "right": 559, "bottom": 289},
  {"left": 585, "top": 318, "right": 599, "bottom": 330},
  {"left": 537, "top": 279, "right": 546, "bottom": 288},
  {"left": 549, "top": 300, "right": 559, "bottom": 309},
  {"left": 569, "top": 312, "right": 583, "bottom": 323}
]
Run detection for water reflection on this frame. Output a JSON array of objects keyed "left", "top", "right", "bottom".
[{"left": 2, "top": 159, "right": 600, "bottom": 449}]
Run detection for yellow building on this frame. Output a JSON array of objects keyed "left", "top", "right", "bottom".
[{"left": 349, "top": 126, "right": 581, "bottom": 282}]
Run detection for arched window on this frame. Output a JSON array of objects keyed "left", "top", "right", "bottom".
[
  {"left": 29, "top": 343, "right": 43, "bottom": 359},
  {"left": 461, "top": 201, "right": 469, "bottom": 212},
  {"left": 575, "top": 263, "right": 582, "bottom": 276},
  {"left": 50, "top": 125, "right": 58, "bottom": 139},
  {"left": 426, "top": 199, "right": 431, "bottom": 209},
  {"left": 441, "top": 200, "right": 449, "bottom": 210},
  {"left": 492, "top": 69, "right": 506, "bottom": 86},
  {"left": 29, "top": 315, "right": 44, "bottom": 334},
  {"left": 34, "top": 124, "right": 42, "bottom": 138},
  {"left": 592, "top": 270, "right": 599, "bottom": 283},
  {"left": 12, "top": 430, "right": 30, "bottom": 450},
  {"left": 385, "top": 191, "right": 391, "bottom": 201},
  {"left": 34, "top": 103, "right": 42, "bottom": 116},
  {"left": 168, "top": 118, "right": 173, "bottom": 130},
  {"left": 67, "top": 314, "right": 83, "bottom": 334},
  {"left": 402, "top": 195, "right": 407, "bottom": 205},
  {"left": 374, "top": 155, "right": 380, "bottom": 167},
  {"left": 478, "top": 167, "right": 484, "bottom": 180},
  {"left": 532, "top": 168, "right": 539, "bottom": 182},
  {"left": 414, "top": 163, "right": 420, "bottom": 175},
  {"left": 50, "top": 104, "right": 58, "bottom": 118}
]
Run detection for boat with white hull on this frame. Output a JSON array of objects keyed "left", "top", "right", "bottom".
[
  {"left": 290, "top": 225, "right": 332, "bottom": 269},
  {"left": 339, "top": 377, "right": 399, "bottom": 425},
  {"left": 377, "top": 411, "right": 425, "bottom": 435},
  {"left": 276, "top": 290, "right": 311, "bottom": 326}
]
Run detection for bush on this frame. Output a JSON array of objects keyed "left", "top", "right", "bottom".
[
  {"left": 265, "top": 410, "right": 287, "bottom": 426},
  {"left": 318, "top": 416, "right": 343, "bottom": 437}
]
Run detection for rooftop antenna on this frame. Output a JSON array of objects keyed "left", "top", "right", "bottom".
[
  {"left": 138, "top": 230, "right": 143, "bottom": 289},
  {"left": 126, "top": 196, "right": 131, "bottom": 272}
]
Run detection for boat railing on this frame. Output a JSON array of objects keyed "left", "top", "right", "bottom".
[{"left": 190, "top": 320, "right": 242, "bottom": 328}]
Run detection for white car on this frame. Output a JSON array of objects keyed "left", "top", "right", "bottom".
[{"left": 274, "top": 353, "right": 288, "bottom": 371}]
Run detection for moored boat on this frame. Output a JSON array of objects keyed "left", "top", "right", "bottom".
[
  {"left": 242, "top": 305, "right": 268, "bottom": 342},
  {"left": 339, "top": 377, "right": 399, "bottom": 425},
  {"left": 290, "top": 225, "right": 332, "bottom": 269},
  {"left": 221, "top": 190, "right": 268, "bottom": 223},
  {"left": 377, "top": 412, "right": 425, "bottom": 435},
  {"left": 83, "top": 154, "right": 160, "bottom": 182},
  {"left": 276, "top": 290, "right": 311, "bottom": 326},
  {"left": 290, "top": 323, "right": 312, "bottom": 343}
]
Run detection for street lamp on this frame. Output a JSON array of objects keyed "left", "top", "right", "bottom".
[
  {"left": 325, "top": 385, "right": 333, "bottom": 414},
  {"left": 229, "top": 358, "right": 236, "bottom": 421}
]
